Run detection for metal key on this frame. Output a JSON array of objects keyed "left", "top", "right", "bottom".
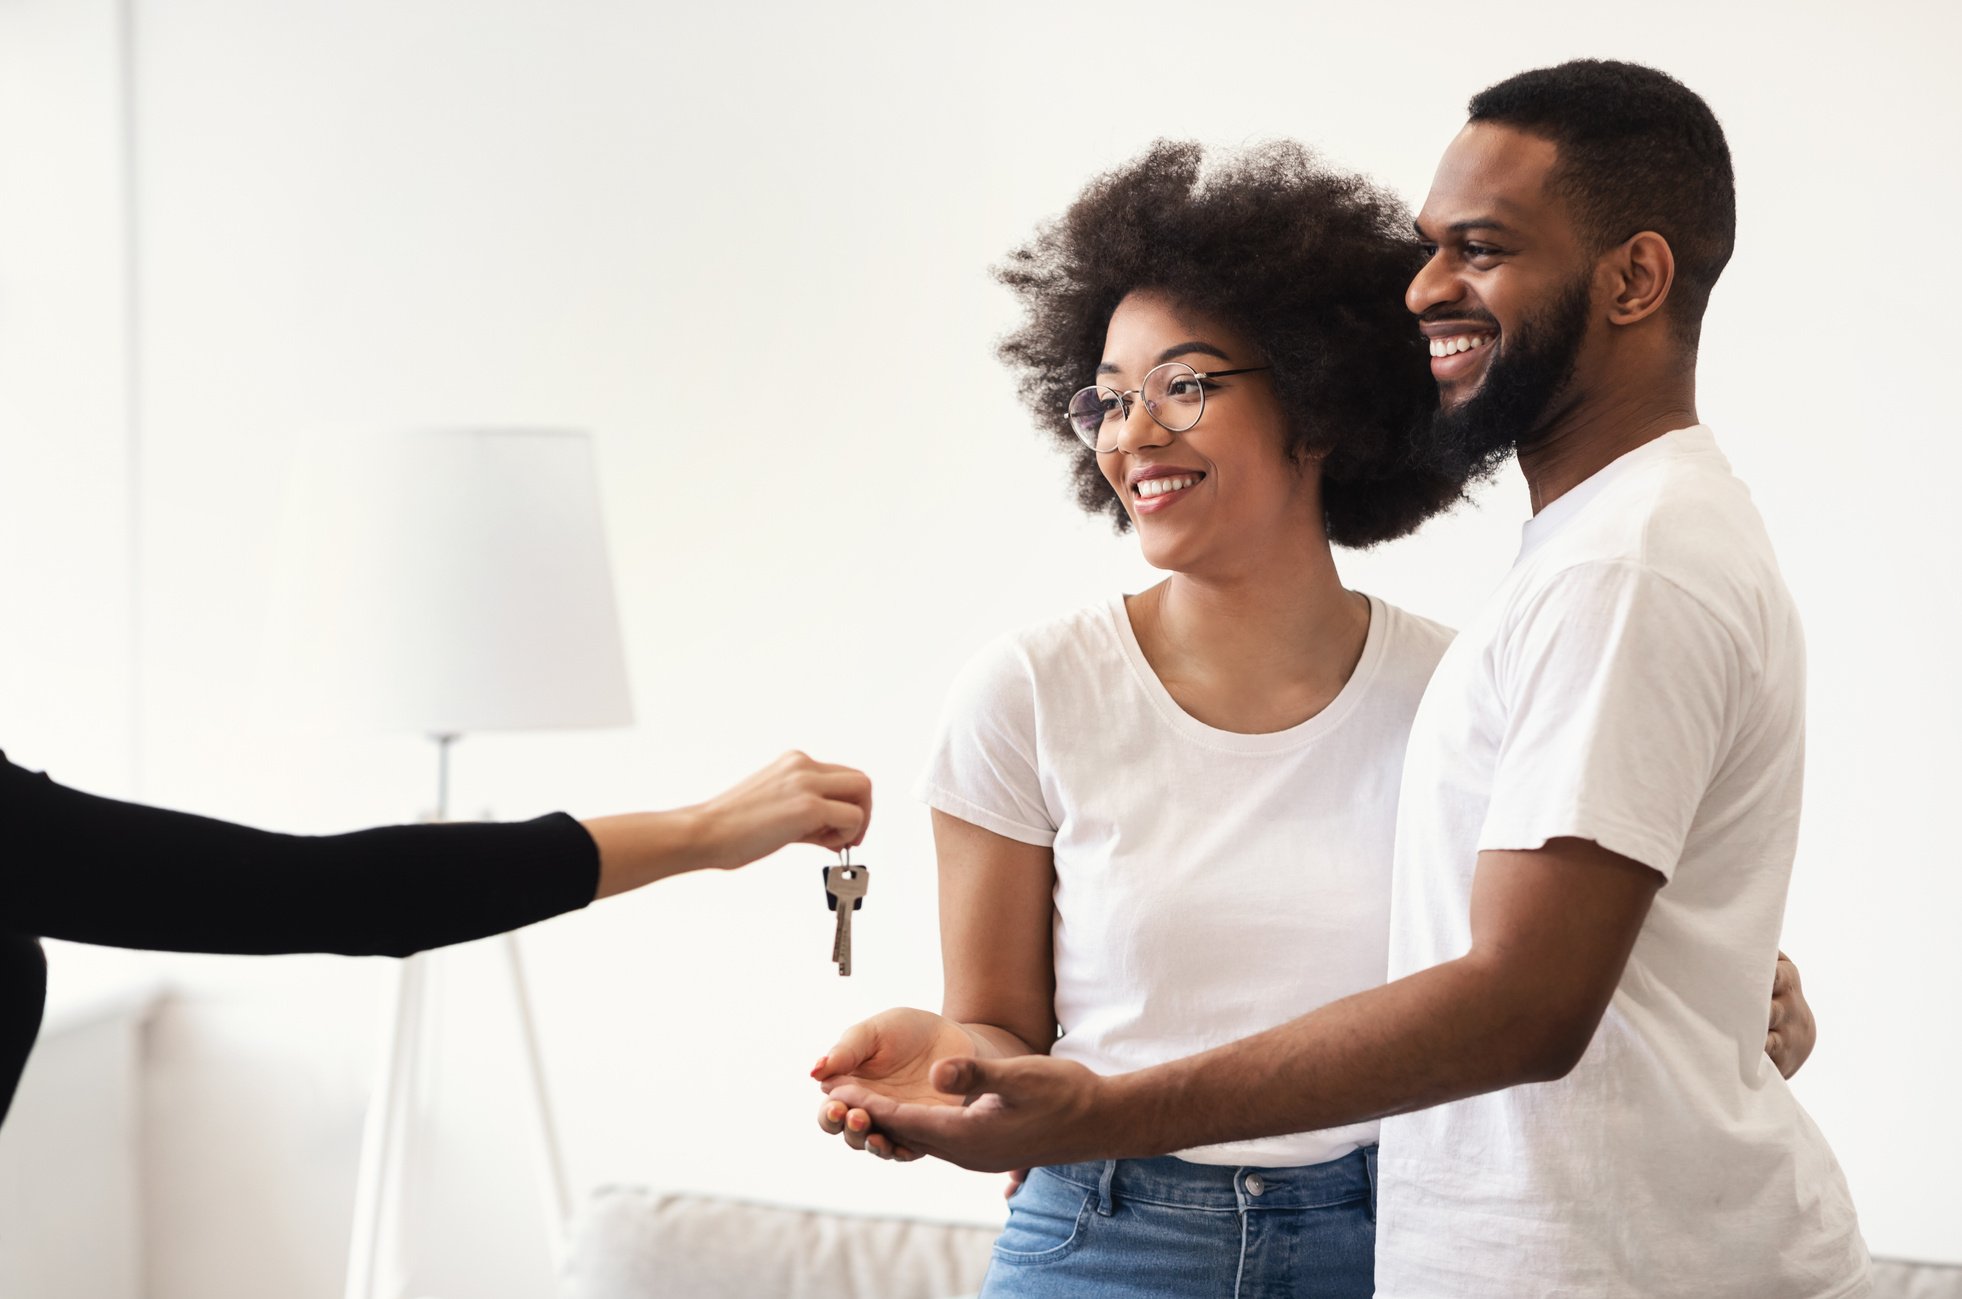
[{"left": 823, "top": 853, "right": 869, "bottom": 977}]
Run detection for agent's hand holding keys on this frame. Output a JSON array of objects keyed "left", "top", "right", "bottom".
[{"left": 582, "top": 749, "right": 873, "bottom": 898}]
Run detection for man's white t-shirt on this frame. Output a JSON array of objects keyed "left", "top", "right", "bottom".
[
  {"left": 918, "top": 592, "right": 1453, "bottom": 1167},
  {"left": 1377, "top": 427, "right": 1868, "bottom": 1297}
]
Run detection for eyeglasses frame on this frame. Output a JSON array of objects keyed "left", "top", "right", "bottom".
[{"left": 1066, "top": 362, "right": 1273, "bottom": 452}]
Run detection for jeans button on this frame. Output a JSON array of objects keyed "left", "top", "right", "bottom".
[{"left": 1244, "top": 1173, "right": 1266, "bottom": 1197}]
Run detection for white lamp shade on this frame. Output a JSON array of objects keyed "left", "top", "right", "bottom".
[{"left": 262, "top": 427, "right": 634, "bottom": 736}]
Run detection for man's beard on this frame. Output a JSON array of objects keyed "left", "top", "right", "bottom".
[{"left": 1425, "top": 276, "right": 1592, "bottom": 484}]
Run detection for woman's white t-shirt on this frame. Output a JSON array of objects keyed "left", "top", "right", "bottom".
[{"left": 916, "top": 593, "right": 1453, "bottom": 1167}]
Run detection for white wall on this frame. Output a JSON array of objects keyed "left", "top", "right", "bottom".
[
  {"left": 0, "top": 0, "right": 131, "bottom": 792},
  {"left": 4, "top": 0, "right": 1958, "bottom": 1294}
]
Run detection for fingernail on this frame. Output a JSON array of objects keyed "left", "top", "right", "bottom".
[
  {"left": 826, "top": 1104, "right": 844, "bottom": 1122},
  {"left": 848, "top": 1114, "right": 867, "bottom": 1131},
  {"left": 809, "top": 1056, "right": 829, "bottom": 1079}
]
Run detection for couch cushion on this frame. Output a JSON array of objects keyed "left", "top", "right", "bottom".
[
  {"left": 1875, "top": 1258, "right": 1962, "bottom": 1299},
  {"left": 562, "top": 1187, "right": 995, "bottom": 1299},
  {"left": 562, "top": 1191, "right": 1960, "bottom": 1299}
]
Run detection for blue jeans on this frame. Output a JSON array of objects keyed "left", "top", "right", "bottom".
[{"left": 980, "top": 1146, "right": 1377, "bottom": 1299}]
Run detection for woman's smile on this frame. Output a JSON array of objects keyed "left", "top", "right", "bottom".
[{"left": 1129, "top": 466, "right": 1208, "bottom": 515}]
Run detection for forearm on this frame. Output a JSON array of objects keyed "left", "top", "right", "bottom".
[
  {"left": 1098, "top": 955, "right": 1577, "bottom": 1157},
  {"left": 583, "top": 808, "right": 717, "bottom": 897},
  {"left": 2, "top": 751, "right": 598, "bottom": 956},
  {"left": 932, "top": 812, "right": 1058, "bottom": 1068}
]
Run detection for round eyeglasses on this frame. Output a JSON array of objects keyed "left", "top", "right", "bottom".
[{"left": 1065, "top": 361, "right": 1271, "bottom": 452}]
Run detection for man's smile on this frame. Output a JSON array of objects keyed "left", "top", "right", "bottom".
[
  {"left": 1422, "top": 324, "right": 1497, "bottom": 386},
  {"left": 1427, "top": 333, "right": 1490, "bottom": 359}
]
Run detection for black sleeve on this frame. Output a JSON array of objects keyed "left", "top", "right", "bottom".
[
  {"left": 0, "top": 934, "right": 45, "bottom": 1127},
  {"left": 0, "top": 750, "right": 601, "bottom": 959}
]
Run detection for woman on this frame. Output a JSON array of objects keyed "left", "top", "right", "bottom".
[
  {"left": 1, "top": 747, "right": 870, "bottom": 1126},
  {"left": 812, "top": 141, "right": 1812, "bottom": 1296}
]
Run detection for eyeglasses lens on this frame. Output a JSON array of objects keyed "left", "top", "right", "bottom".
[
  {"left": 1143, "top": 363, "right": 1204, "bottom": 433},
  {"left": 1067, "top": 386, "right": 1122, "bottom": 449}
]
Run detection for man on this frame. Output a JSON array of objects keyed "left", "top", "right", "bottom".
[{"left": 824, "top": 60, "right": 1868, "bottom": 1296}]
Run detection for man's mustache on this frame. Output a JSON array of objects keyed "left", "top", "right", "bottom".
[{"left": 1418, "top": 310, "right": 1500, "bottom": 330}]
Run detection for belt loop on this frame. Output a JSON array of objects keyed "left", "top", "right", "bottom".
[
  {"left": 1363, "top": 1144, "right": 1379, "bottom": 1224},
  {"left": 1095, "top": 1159, "right": 1119, "bottom": 1217}
]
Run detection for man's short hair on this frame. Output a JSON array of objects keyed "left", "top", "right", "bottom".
[{"left": 1469, "top": 60, "right": 1736, "bottom": 348}]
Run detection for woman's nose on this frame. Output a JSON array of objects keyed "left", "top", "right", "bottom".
[{"left": 1108, "top": 394, "right": 1171, "bottom": 456}]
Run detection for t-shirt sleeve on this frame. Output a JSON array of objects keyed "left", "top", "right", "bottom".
[
  {"left": 912, "top": 636, "right": 1056, "bottom": 847},
  {"left": 1477, "top": 561, "right": 1743, "bottom": 881}
]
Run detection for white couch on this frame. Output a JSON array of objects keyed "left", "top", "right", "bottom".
[
  {"left": 561, "top": 1188, "right": 995, "bottom": 1299},
  {"left": 562, "top": 1186, "right": 1962, "bottom": 1299}
]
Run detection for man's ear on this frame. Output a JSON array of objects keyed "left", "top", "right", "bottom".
[{"left": 1603, "top": 230, "right": 1676, "bottom": 328}]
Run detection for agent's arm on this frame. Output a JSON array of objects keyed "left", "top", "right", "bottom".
[{"left": 1, "top": 747, "right": 869, "bottom": 958}]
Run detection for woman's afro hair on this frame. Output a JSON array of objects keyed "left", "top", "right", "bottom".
[{"left": 995, "top": 139, "right": 1469, "bottom": 548}]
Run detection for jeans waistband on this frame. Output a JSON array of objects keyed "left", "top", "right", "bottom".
[{"left": 1037, "top": 1145, "right": 1376, "bottom": 1215}]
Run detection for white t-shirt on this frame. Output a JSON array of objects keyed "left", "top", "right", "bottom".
[
  {"left": 1378, "top": 427, "right": 1869, "bottom": 1297},
  {"left": 918, "top": 592, "right": 1453, "bottom": 1167}
]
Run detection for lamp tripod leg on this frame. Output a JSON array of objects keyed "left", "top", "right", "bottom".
[
  {"left": 344, "top": 953, "right": 428, "bottom": 1299},
  {"left": 503, "top": 931, "right": 572, "bottom": 1272}
]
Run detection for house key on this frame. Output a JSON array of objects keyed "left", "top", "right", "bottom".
[{"left": 823, "top": 849, "right": 869, "bottom": 977}]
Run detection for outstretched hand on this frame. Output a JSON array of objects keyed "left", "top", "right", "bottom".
[
  {"left": 696, "top": 750, "right": 872, "bottom": 865},
  {"left": 585, "top": 750, "right": 873, "bottom": 899},
  {"left": 813, "top": 1008, "right": 979, "bottom": 1161},
  {"left": 823, "top": 1051, "right": 1123, "bottom": 1174}
]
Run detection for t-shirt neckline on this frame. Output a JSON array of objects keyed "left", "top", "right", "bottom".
[
  {"left": 1518, "top": 423, "right": 1715, "bottom": 560},
  {"left": 1102, "top": 591, "right": 1389, "bottom": 755}
]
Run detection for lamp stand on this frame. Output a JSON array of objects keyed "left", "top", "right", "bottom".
[{"left": 343, "top": 735, "right": 573, "bottom": 1299}]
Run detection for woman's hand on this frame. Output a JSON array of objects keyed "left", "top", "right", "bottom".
[
  {"left": 585, "top": 751, "right": 871, "bottom": 898},
  {"left": 691, "top": 750, "right": 872, "bottom": 868},
  {"left": 823, "top": 1052, "right": 1120, "bottom": 1175},
  {"left": 814, "top": 1008, "right": 984, "bottom": 1161}
]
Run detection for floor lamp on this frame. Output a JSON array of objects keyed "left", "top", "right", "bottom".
[{"left": 262, "top": 427, "right": 634, "bottom": 1299}]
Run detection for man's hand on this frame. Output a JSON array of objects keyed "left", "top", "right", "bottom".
[
  {"left": 1766, "top": 951, "right": 1816, "bottom": 1079},
  {"left": 813, "top": 1008, "right": 979, "bottom": 1161},
  {"left": 824, "top": 1053, "right": 1123, "bottom": 1174}
]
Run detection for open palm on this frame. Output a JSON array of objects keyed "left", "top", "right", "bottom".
[{"left": 818, "top": 1007, "right": 979, "bottom": 1108}]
